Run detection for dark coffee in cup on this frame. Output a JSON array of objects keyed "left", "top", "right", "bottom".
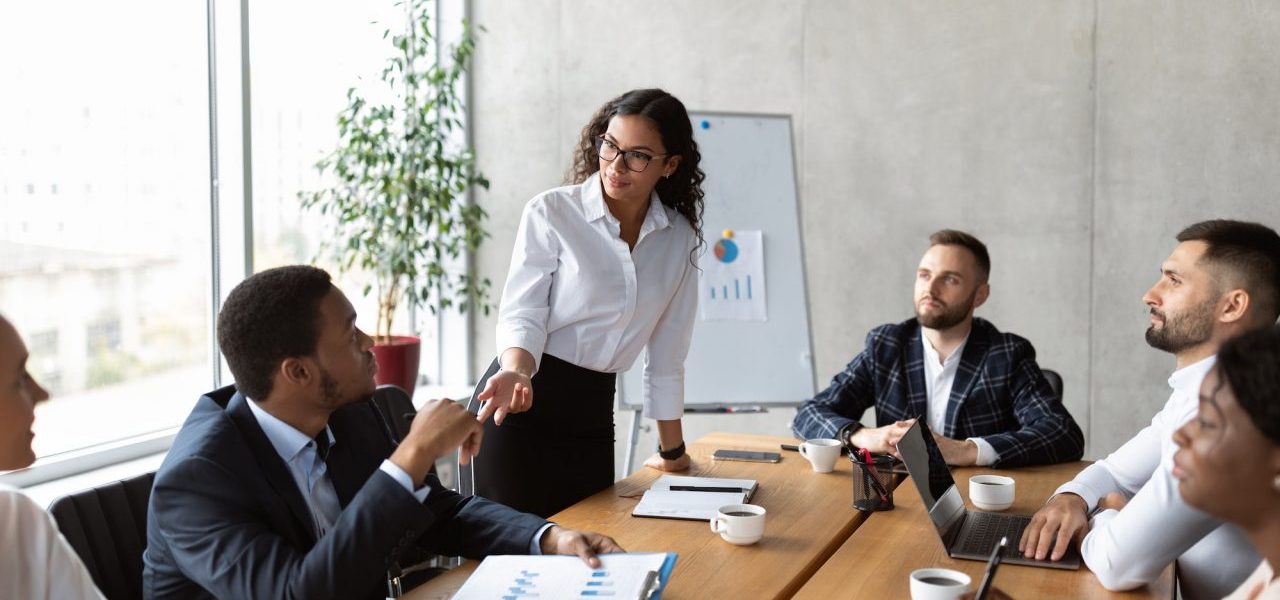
[
  {"left": 723, "top": 511, "right": 757, "bottom": 517},
  {"left": 916, "top": 576, "right": 963, "bottom": 586}
]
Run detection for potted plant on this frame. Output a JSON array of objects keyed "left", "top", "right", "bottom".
[{"left": 301, "top": 0, "right": 489, "bottom": 395}]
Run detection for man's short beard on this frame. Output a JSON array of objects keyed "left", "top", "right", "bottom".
[
  {"left": 1145, "top": 298, "right": 1216, "bottom": 354},
  {"left": 318, "top": 366, "right": 345, "bottom": 409},
  {"left": 916, "top": 289, "right": 978, "bottom": 330}
]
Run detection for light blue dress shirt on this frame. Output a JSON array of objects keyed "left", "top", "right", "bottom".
[{"left": 245, "top": 399, "right": 550, "bottom": 552}]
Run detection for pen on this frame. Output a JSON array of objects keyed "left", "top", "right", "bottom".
[
  {"left": 780, "top": 443, "right": 850, "bottom": 455},
  {"left": 975, "top": 536, "right": 1006, "bottom": 600},
  {"left": 669, "top": 486, "right": 748, "bottom": 493}
]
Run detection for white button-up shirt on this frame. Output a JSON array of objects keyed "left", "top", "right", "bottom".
[
  {"left": 920, "top": 330, "right": 999, "bottom": 466},
  {"left": 496, "top": 172, "right": 699, "bottom": 420},
  {"left": 1056, "top": 355, "right": 1258, "bottom": 600}
]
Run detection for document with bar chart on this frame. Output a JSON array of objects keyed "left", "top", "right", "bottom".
[
  {"left": 452, "top": 553, "right": 677, "bottom": 600},
  {"left": 700, "top": 230, "right": 766, "bottom": 321}
]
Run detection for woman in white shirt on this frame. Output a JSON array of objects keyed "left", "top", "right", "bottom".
[
  {"left": 473, "top": 89, "right": 704, "bottom": 516},
  {"left": 1173, "top": 325, "right": 1280, "bottom": 600},
  {"left": 0, "top": 315, "right": 105, "bottom": 600}
]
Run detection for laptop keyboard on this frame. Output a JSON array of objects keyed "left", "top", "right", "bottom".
[{"left": 956, "top": 512, "right": 1032, "bottom": 557}]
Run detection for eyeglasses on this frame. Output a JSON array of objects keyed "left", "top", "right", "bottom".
[{"left": 593, "top": 137, "right": 669, "bottom": 173}]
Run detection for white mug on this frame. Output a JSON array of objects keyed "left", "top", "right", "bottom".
[
  {"left": 709, "top": 504, "right": 766, "bottom": 545},
  {"left": 799, "top": 438, "right": 842, "bottom": 473},
  {"left": 969, "top": 474, "right": 1016, "bottom": 511},
  {"left": 908, "top": 568, "right": 971, "bottom": 600}
]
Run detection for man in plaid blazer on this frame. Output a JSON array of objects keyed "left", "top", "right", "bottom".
[{"left": 792, "top": 230, "right": 1084, "bottom": 468}]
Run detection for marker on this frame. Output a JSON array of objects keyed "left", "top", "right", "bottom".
[
  {"left": 669, "top": 486, "right": 749, "bottom": 493},
  {"left": 684, "top": 406, "right": 766, "bottom": 414}
]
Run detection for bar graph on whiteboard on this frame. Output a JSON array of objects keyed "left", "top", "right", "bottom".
[{"left": 700, "top": 230, "right": 767, "bottom": 321}]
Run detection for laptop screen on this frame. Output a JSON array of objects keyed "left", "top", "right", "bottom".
[{"left": 897, "top": 420, "right": 967, "bottom": 537}]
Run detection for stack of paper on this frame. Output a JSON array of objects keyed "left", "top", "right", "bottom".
[
  {"left": 452, "top": 553, "right": 677, "bottom": 600},
  {"left": 632, "top": 475, "right": 759, "bottom": 521}
]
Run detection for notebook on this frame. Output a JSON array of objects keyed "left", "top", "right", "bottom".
[{"left": 631, "top": 475, "right": 758, "bottom": 521}]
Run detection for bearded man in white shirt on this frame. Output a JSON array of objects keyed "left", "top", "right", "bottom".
[{"left": 1020, "top": 219, "right": 1280, "bottom": 599}]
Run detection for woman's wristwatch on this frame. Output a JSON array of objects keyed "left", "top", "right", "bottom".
[{"left": 658, "top": 441, "right": 686, "bottom": 460}]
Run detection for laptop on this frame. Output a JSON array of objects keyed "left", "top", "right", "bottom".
[{"left": 896, "top": 420, "right": 1081, "bottom": 569}]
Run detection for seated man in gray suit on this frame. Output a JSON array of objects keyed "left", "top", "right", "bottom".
[{"left": 144, "top": 265, "right": 621, "bottom": 599}]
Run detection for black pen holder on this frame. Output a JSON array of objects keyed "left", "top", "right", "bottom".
[{"left": 849, "top": 452, "right": 895, "bottom": 512}]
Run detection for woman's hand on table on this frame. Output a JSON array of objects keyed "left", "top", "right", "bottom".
[{"left": 644, "top": 453, "right": 692, "bottom": 472}]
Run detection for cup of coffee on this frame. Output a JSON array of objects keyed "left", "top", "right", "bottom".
[
  {"left": 709, "top": 504, "right": 766, "bottom": 545},
  {"left": 969, "top": 474, "right": 1015, "bottom": 511},
  {"left": 908, "top": 568, "right": 971, "bottom": 600},
  {"left": 799, "top": 438, "right": 842, "bottom": 473}
]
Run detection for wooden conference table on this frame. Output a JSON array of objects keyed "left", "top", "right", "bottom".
[{"left": 407, "top": 433, "right": 1172, "bottom": 599}]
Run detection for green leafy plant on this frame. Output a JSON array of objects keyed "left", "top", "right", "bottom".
[{"left": 301, "top": 0, "right": 490, "bottom": 342}]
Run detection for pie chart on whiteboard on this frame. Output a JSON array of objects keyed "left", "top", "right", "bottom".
[{"left": 713, "top": 239, "right": 738, "bottom": 263}]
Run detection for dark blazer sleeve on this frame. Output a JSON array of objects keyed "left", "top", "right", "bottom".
[
  {"left": 981, "top": 337, "right": 1085, "bottom": 467},
  {"left": 415, "top": 473, "right": 547, "bottom": 559},
  {"left": 791, "top": 330, "right": 879, "bottom": 440},
  {"left": 151, "top": 455, "right": 543, "bottom": 600}
]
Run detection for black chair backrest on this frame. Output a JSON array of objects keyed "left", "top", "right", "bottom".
[
  {"left": 1042, "top": 368, "right": 1064, "bottom": 402},
  {"left": 48, "top": 470, "right": 156, "bottom": 600},
  {"left": 371, "top": 384, "right": 416, "bottom": 443}
]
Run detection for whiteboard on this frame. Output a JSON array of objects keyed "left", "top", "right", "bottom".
[{"left": 617, "top": 112, "right": 815, "bottom": 409}]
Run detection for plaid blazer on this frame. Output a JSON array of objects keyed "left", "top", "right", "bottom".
[{"left": 792, "top": 317, "right": 1084, "bottom": 467}]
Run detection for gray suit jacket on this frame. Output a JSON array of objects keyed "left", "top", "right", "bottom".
[{"left": 143, "top": 386, "right": 547, "bottom": 599}]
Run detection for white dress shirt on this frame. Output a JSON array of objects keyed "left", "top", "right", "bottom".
[
  {"left": 1225, "top": 561, "right": 1279, "bottom": 600},
  {"left": 920, "top": 330, "right": 999, "bottom": 465},
  {"left": 1055, "top": 355, "right": 1258, "bottom": 599},
  {"left": 0, "top": 484, "right": 104, "bottom": 600},
  {"left": 246, "top": 400, "right": 551, "bottom": 552},
  {"left": 496, "top": 172, "right": 699, "bottom": 420}
]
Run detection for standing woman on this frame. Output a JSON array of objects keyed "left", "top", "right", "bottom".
[{"left": 474, "top": 89, "right": 705, "bottom": 517}]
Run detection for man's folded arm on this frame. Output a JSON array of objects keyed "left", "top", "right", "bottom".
[{"left": 153, "top": 456, "right": 434, "bottom": 600}]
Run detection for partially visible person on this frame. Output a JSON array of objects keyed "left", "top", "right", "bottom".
[
  {"left": 143, "top": 266, "right": 620, "bottom": 599},
  {"left": 792, "top": 229, "right": 1083, "bottom": 467},
  {"left": 1173, "top": 326, "right": 1280, "bottom": 600},
  {"left": 1021, "top": 220, "right": 1280, "bottom": 599},
  {"left": 0, "top": 315, "right": 104, "bottom": 600}
]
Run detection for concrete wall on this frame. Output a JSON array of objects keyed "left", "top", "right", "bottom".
[{"left": 467, "top": 1, "right": 1280, "bottom": 473}]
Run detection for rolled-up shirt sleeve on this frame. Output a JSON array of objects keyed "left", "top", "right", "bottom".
[
  {"left": 642, "top": 254, "right": 697, "bottom": 420},
  {"left": 495, "top": 200, "right": 559, "bottom": 372}
]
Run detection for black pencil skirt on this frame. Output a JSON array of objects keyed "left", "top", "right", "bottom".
[{"left": 473, "top": 354, "right": 616, "bottom": 518}]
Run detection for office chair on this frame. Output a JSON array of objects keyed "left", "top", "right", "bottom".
[
  {"left": 49, "top": 470, "right": 156, "bottom": 600},
  {"left": 458, "top": 359, "right": 501, "bottom": 498},
  {"left": 1042, "top": 368, "right": 1064, "bottom": 402}
]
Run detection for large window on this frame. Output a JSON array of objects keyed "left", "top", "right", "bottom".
[
  {"left": 0, "top": 0, "right": 472, "bottom": 482},
  {"left": 0, "top": 1, "right": 212, "bottom": 459}
]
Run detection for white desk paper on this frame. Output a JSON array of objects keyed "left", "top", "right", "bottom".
[{"left": 452, "top": 553, "right": 670, "bottom": 600}]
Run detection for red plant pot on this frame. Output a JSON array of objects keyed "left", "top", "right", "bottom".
[{"left": 370, "top": 335, "right": 421, "bottom": 398}]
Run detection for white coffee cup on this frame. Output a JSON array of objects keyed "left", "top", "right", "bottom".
[
  {"left": 799, "top": 438, "right": 842, "bottom": 473},
  {"left": 709, "top": 504, "right": 766, "bottom": 545},
  {"left": 909, "top": 568, "right": 972, "bottom": 600},
  {"left": 969, "top": 474, "right": 1016, "bottom": 511}
]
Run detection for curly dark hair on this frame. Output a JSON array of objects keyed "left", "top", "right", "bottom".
[
  {"left": 1216, "top": 325, "right": 1280, "bottom": 445},
  {"left": 568, "top": 89, "right": 706, "bottom": 263},
  {"left": 216, "top": 265, "right": 333, "bottom": 400}
]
